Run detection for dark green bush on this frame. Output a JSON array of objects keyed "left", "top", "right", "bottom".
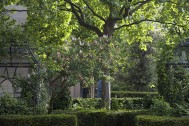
[
  {"left": 71, "top": 98, "right": 152, "bottom": 110},
  {"left": 157, "top": 45, "right": 189, "bottom": 116},
  {"left": 0, "top": 94, "right": 47, "bottom": 115},
  {"left": 53, "top": 88, "right": 72, "bottom": 110},
  {"left": 157, "top": 66, "right": 189, "bottom": 105},
  {"left": 171, "top": 103, "right": 189, "bottom": 117},
  {"left": 0, "top": 114, "right": 77, "bottom": 126},
  {"left": 136, "top": 115, "right": 189, "bottom": 126},
  {"left": 72, "top": 98, "right": 102, "bottom": 110},
  {"left": 111, "top": 98, "right": 145, "bottom": 110},
  {"left": 111, "top": 91, "right": 158, "bottom": 98},
  {"left": 150, "top": 98, "right": 173, "bottom": 116},
  {"left": 76, "top": 110, "right": 148, "bottom": 126},
  {"left": 0, "top": 94, "right": 28, "bottom": 115}
]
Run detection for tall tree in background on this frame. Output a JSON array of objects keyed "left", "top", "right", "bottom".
[{"left": 126, "top": 42, "right": 157, "bottom": 91}]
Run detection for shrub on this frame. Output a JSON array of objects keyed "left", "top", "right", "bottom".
[
  {"left": 53, "top": 88, "right": 72, "bottom": 110},
  {"left": 0, "top": 93, "right": 28, "bottom": 115},
  {"left": 111, "top": 98, "right": 145, "bottom": 110},
  {"left": 0, "top": 93, "right": 48, "bottom": 115},
  {"left": 150, "top": 98, "right": 173, "bottom": 116},
  {"left": 158, "top": 66, "right": 189, "bottom": 105},
  {"left": 136, "top": 115, "right": 189, "bottom": 126},
  {"left": 157, "top": 45, "right": 189, "bottom": 115},
  {"left": 72, "top": 98, "right": 102, "bottom": 110},
  {"left": 76, "top": 110, "right": 148, "bottom": 126},
  {"left": 111, "top": 91, "right": 158, "bottom": 98},
  {"left": 157, "top": 55, "right": 189, "bottom": 117},
  {"left": 13, "top": 76, "right": 38, "bottom": 107},
  {"left": 171, "top": 103, "right": 189, "bottom": 117},
  {"left": 0, "top": 114, "right": 77, "bottom": 126},
  {"left": 71, "top": 98, "right": 152, "bottom": 110}
]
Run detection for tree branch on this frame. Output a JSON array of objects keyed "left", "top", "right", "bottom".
[
  {"left": 49, "top": 70, "right": 67, "bottom": 86},
  {"left": 64, "top": 0, "right": 84, "bottom": 20},
  {"left": 115, "top": 0, "right": 152, "bottom": 21},
  {"left": 58, "top": 7, "right": 72, "bottom": 12},
  {"left": 130, "top": 0, "right": 152, "bottom": 15},
  {"left": 83, "top": 0, "right": 106, "bottom": 22},
  {"left": 64, "top": 0, "right": 103, "bottom": 37},
  {"left": 114, "top": 19, "right": 185, "bottom": 31},
  {"left": 131, "top": 0, "right": 152, "bottom": 6}
]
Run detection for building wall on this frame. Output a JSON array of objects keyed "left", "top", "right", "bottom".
[
  {"left": 69, "top": 83, "right": 81, "bottom": 98},
  {"left": 0, "top": 5, "right": 28, "bottom": 97},
  {"left": 0, "top": 67, "right": 28, "bottom": 97},
  {"left": 5, "top": 5, "right": 27, "bottom": 25}
]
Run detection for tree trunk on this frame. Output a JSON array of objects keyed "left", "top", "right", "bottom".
[
  {"left": 101, "top": 79, "right": 106, "bottom": 107},
  {"left": 99, "top": 18, "right": 115, "bottom": 109},
  {"left": 103, "top": 17, "right": 116, "bottom": 37},
  {"left": 48, "top": 92, "right": 54, "bottom": 114}
]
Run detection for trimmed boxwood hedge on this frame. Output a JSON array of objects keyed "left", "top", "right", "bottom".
[
  {"left": 136, "top": 115, "right": 189, "bottom": 126},
  {"left": 0, "top": 114, "right": 77, "bottom": 126},
  {"left": 72, "top": 97, "right": 152, "bottom": 110},
  {"left": 76, "top": 110, "right": 148, "bottom": 126},
  {"left": 111, "top": 91, "right": 158, "bottom": 98}
]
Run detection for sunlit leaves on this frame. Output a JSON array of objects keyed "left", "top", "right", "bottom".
[{"left": 17, "top": 0, "right": 76, "bottom": 71}]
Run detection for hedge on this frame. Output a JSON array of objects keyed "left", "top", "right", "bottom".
[
  {"left": 111, "top": 97, "right": 152, "bottom": 110},
  {"left": 136, "top": 115, "right": 189, "bottom": 126},
  {"left": 72, "top": 97, "right": 152, "bottom": 110},
  {"left": 72, "top": 98, "right": 102, "bottom": 109},
  {"left": 76, "top": 110, "right": 148, "bottom": 126},
  {"left": 111, "top": 91, "right": 158, "bottom": 98},
  {"left": 0, "top": 114, "right": 77, "bottom": 126}
]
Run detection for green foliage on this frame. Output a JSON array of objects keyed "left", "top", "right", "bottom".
[
  {"left": 124, "top": 42, "right": 157, "bottom": 91},
  {"left": 72, "top": 98, "right": 102, "bottom": 110},
  {"left": 171, "top": 103, "right": 189, "bottom": 117},
  {"left": 157, "top": 44, "right": 189, "bottom": 107},
  {"left": 76, "top": 110, "right": 148, "bottom": 126},
  {"left": 150, "top": 98, "right": 189, "bottom": 117},
  {"left": 111, "top": 91, "right": 158, "bottom": 98},
  {"left": 53, "top": 87, "right": 72, "bottom": 110},
  {"left": 150, "top": 98, "right": 173, "bottom": 116},
  {"left": 27, "top": 106, "right": 47, "bottom": 115},
  {"left": 111, "top": 98, "right": 145, "bottom": 110},
  {"left": 0, "top": 114, "right": 77, "bottom": 126},
  {"left": 15, "top": 0, "right": 189, "bottom": 83},
  {"left": 0, "top": 24, "right": 25, "bottom": 58},
  {"left": 13, "top": 73, "right": 49, "bottom": 114},
  {"left": 0, "top": 93, "right": 47, "bottom": 115},
  {"left": 111, "top": 30, "right": 162, "bottom": 92},
  {"left": 11, "top": 0, "right": 189, "bottom": 110},
  {"left": 13, "top": 71, "right": 49, "bottom": 109},
  {"left": 167, "top": 67, "right": 189, "bottom": 105},
  {"left": 136, "top": 115, "right": 189, "bottom": 126},
  {"left": 0, "top": 93, "right": 28, "bottom": 115},
  {"left": 111, "top": 99, "right": 119, "bottom": 110},
  {"left": 13, "top": 75, "right": 38, "bottom": 107},
  {"left": 0, "top": 1, "right": 27, "bottom": 57},
  {"left": 71, "top": 98, "right": 152, "bottom": 110}
]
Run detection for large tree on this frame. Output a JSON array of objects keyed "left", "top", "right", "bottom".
[
  {"left": 14, "top": 0, "right": 189, "bottom": 109},
  {"left": 58, "top": 0, "right": 189, "bottom": 108}
]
